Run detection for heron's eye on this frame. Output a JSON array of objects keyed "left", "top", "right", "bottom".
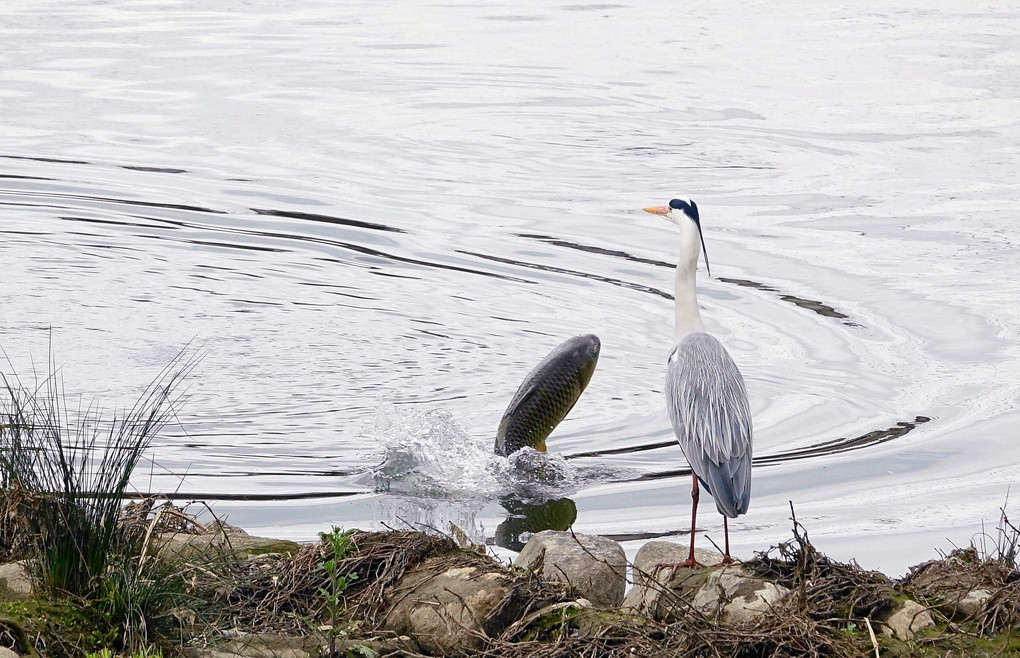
[{"left": 669, "top": 199, "right": 687, "bottom": 211}]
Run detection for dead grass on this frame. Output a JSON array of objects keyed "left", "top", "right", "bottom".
[
  {"left": 194, "top": 519, "right": 869, "bottom": 656},
  {"left": 477, "top": 611, "right": 864, "bottom": 658},
  {"left": 470, "top": 512, "right": 872, "bottom": 658},
  {"left": 193, "top": 529, "right": 466, "bottom": 635},
  {"left": 903, "top": 506, "right": 1020, "bottom": 635},
  {"left": 748, "top": 508, "right": 897, "bottom": 624},
  {"left": 0, "top": 482, "right": 43, "bottom": 562},
  {"left": 6, "top": 493, "right": 1020, "bottom": 657}
]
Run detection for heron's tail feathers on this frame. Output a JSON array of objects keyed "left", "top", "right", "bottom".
[{"left": 700, "top": 455, "right": 751, "bottom": 518}]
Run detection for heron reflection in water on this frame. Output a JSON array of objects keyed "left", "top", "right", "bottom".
[{"left": 644, "top": 199, "right": 753, "bottom": 567}]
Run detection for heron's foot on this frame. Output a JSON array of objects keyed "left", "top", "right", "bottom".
[{"left": 710, "top": 555, "right": 735, "bottom": 567}]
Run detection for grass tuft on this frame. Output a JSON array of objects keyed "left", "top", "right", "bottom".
[
  {"left": 98, "top": 551, "right": 191, "bottom": 651},
  {"left": 0, "top": 346, "right": 197, "bottom": 597}
]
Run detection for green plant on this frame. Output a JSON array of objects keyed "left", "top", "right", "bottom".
[
  {"left": 318, "top": 526, "right": 358, "bottom": 658},
  {"left": 85, "top": 650, "right": 114, "bottom": 658},
  {"left": 0, "top": 346, "right": 197, "bottom": 596},
  {"left": 85, "top": 648, "right": 163, "bottom": 658},
  {"left": 0, "top": 594, "right": 118, "bottom": 656},
  {"left": 98, "top": 552, "right": 190, "bottom": 652},
  {"left": 138, "top": 650, "right": 163, "bottom": 658}
]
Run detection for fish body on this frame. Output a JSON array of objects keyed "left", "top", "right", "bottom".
[{"left": 494, "top": 334, "right": 600, "bottom": 456}]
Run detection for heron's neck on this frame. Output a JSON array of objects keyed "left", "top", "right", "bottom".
[
  {"left": 674, "top": 262, "right": 704, "bottom": 340},
  {"left": 673, "top": 221, "right": 704, "bottom": 340}
]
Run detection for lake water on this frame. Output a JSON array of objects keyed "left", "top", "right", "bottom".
[{"left": 2, "top": 0, "right": 1018, "bottom": 576}]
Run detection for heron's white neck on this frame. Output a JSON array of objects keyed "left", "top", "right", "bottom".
[{"left": 673, "top": 218, "right": 705, "bottom": 340}]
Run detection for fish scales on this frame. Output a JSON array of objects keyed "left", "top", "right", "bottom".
[{"left": 494, "top": 334, "right": 600, "bottom": 456}]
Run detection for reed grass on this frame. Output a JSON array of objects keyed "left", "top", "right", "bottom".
[{"left": 0, "top": 346, "right": 198, "bottom": 596}]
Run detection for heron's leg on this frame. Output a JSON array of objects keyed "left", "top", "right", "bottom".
[
  {"left": 707, "top": 518, "right": 737, "bottom": 567},
  {"left": 679, "top": 473, "right": 702, "bottom": 568},
  {"left": 720, "top": 517, "right": 734, "bottom": 565}
]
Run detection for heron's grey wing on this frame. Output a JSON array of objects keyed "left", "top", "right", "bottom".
[{"left": 666, "top": 332, "right": 753, "bottom": 517}]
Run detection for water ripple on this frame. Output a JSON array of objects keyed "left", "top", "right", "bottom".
[{"left": 1, "top": 0, "right": 1017, "bottom": 574}]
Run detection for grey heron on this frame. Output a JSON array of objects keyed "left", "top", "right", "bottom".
[{"left": 644, "top": 199, "right": 753, "bottom": 566}]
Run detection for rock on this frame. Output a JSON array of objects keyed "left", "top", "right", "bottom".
[
  {"left": 926, "top": 586, "right": 994, "bottom": 622},
  {"left": 514, "top": 530, "right": 626, "bottom": 608},
  {"left": 691, "top": 565, "right": 790, "bottom": 624},
  {"left": 184, "top": 633, "right": 321, "bottom": 658},
  {"left": 941, "top": 587, "right": 993, "bottom": 621},
  {"left": 0, "top": 562, "right": 32, "bottom": 601},
  {"left": 0, "top": 615, "right": 32, "bottom": 657},
  {"left": 621, "top": 541, "right": 789, "bottom": 624},
  {"left": 382, "top": 556, "right": 515, "bottom": 655},
  {"left": 902, "top": 549, "right": 1005, "bottom": 624},
  {"left": 152, "top": 522, "right": 301, "bottom": 562},
  {"left": 878, "top": 599, "right": 935, "bottom": 640},
  {"left": 621, "top": 541, "right": 723, "bottom": 620},
  {"left": 956, "top": 588, "right": 992, "bottom": 619},
  {"left": 629, "top": 540, "right": 724, "bottom": 586}
]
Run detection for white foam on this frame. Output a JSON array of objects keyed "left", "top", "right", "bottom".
[{"left": 368, "top": 405, "right": 582, "bottom": 502}]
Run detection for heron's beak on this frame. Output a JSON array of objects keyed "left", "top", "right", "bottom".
[
  {"left": 643, "top": 206, "right": 669, "bottom": 216},
  {"left": 536, "top": 440, "right": 547, "bottom": 453}
]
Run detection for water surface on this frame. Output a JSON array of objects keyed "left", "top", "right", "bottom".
[{"left": 2, "top": 0, "right": 1019, "bottom": 575}]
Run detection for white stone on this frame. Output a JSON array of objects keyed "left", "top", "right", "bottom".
[
  {"left": 514, "top": 530, "right": 626, "bottom": 608},
  {"left": 880, "top": 599, "right": 935, "bottom": 640},
  {"left": 621, "top": 540, "right": 725, "bottom": 620},
  {"left": 957, "top": 588, "right": 992, "bottom": 618},
  {"left": 384, "top": 557, "right": 511, "bottom": 655},
  {"left": 183, "top": 633, "right": 322, "bottom": 658},
  {"left": 691, "top": 565, "right": 790, "bottom": 624},
  {"left": 629, "top": 540, "right": 724, "bottom": 586},
  {"left": 0, "top": 561, "right": 32, "bottom": 600},
  {"left": 152, "top": 526, "right": 301, "bottom": 562}
]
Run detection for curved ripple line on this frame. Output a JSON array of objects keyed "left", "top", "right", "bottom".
[
  {"left": 517, "top": 232, "right": 860, "bottom": 327},
  {"left": 567, "top": 416, "right": 932, "bottom": 481},
  {"left": 457, "top": 248, "right": 672, "bottom": 299},
  {"left": 0, "top": 176, "right": 535, "bottom": 283},
  {"left": 251, "top": 207, "right": 407, "bottom": 234}
]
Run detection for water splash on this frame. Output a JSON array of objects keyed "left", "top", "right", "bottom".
[
  {"left": 368, "top": 404, "right": 582, "bottom": 501},
  {"left": 489, "top": 447, "right": 578, "bottom": 503}
]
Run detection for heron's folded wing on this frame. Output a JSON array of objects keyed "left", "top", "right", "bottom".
[{"left": 667, "top": 332, "right": 753, "bottom": 517}]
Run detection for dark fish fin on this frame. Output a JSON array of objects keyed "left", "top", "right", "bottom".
[{"left": 495, "top": 383, "right": 541, "bottom": 455}]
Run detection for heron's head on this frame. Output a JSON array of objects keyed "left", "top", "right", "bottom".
[{"left": 643, "top": 198, "right": 711, "bottom": 276}]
